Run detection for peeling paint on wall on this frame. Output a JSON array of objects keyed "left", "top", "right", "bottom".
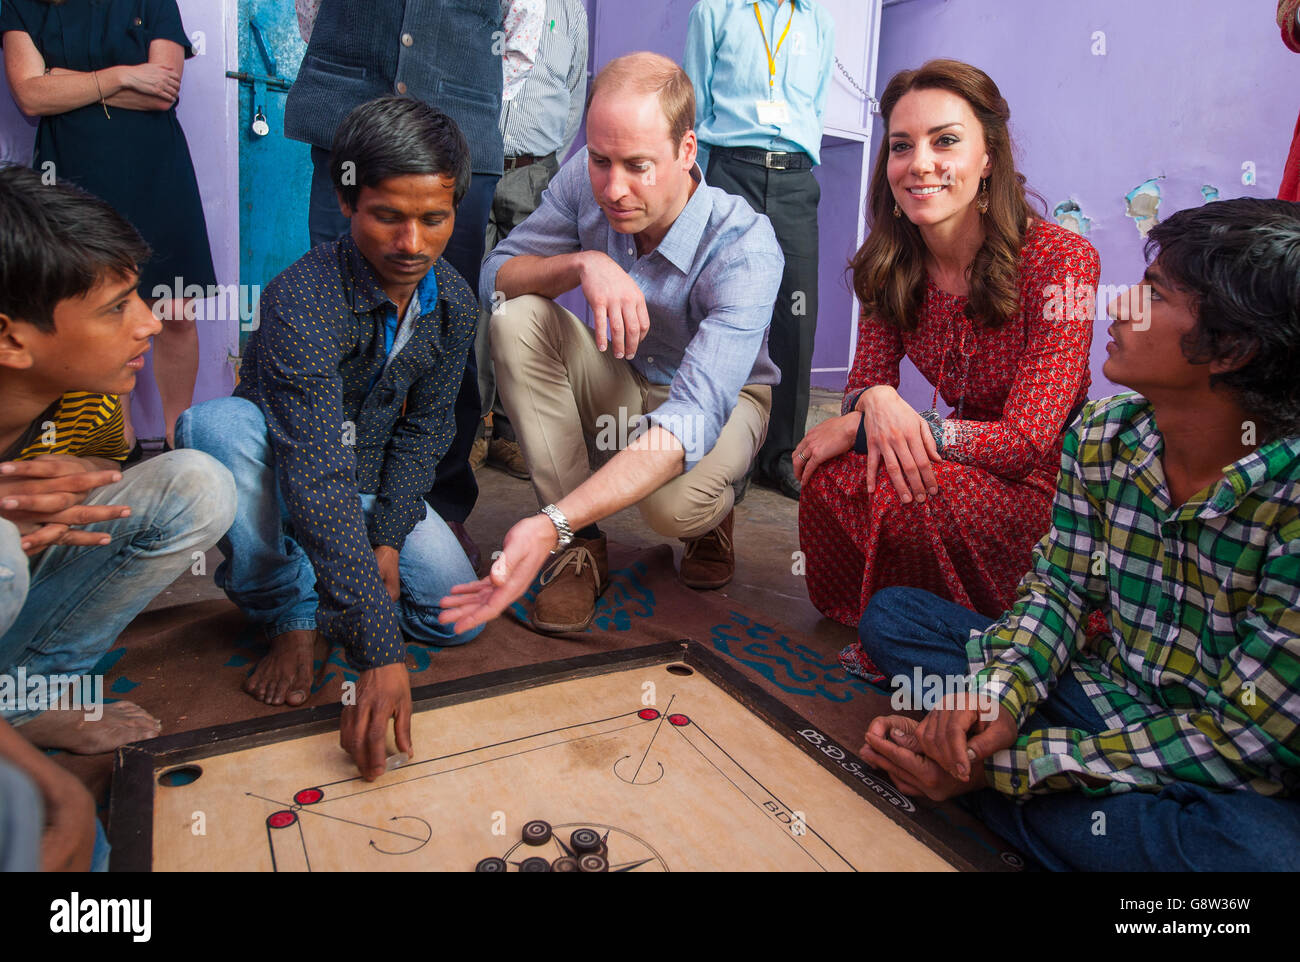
[
  {"left": 1053, "top": 199, "right": 1092, "bottom": 235},
  {"left": 1124, "top": 178, "right": 1164, "bottom": 237}
]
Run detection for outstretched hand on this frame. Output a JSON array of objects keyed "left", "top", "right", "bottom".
[
  {"left": 0, "top": 455, "right": 130, "bottom": 555},
  {"left": 438, "top": 514, "right": 558, "bottom": 634}
]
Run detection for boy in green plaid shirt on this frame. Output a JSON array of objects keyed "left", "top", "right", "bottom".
[{"left": 856, "top": 198, "right": 1300, "bottom": 870}]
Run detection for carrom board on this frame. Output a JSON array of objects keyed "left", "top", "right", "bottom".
[{"left": 110, "top": 642, "right": 1026, "bottom": 872}]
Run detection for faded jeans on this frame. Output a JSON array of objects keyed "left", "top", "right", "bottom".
[{"left": 0, "top": 451, "right": 237, "bottom": 724}]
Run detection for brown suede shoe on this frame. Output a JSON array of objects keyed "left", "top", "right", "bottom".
[
  {"left": 531, "top": 535, "right": 610, "bottom": 633},
  {"left": 469, "top": 436, "right": 488, "bottom": 471},
  {"left": 487, "top": 437, "right": 530, "bottom": 480},
  {"left": 679, "top": 509, "right": 734, "bottom": 589}
]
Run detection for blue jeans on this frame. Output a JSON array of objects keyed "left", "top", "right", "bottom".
[
  {"left": 0, "top": 519, "right": 28, "bottom": 639},
  {"left": 0, "top": 757, "right": 41, "bottom": 871},
  {"left": 176, "top": 396, "right": 482, "bottom": 646},
  {"left": 859, "top": 586, "right": 1300, "bottom": 871},
  {"left": 0, "top": 758, "right": 110, "bottom": 871},
  {"left": 0, "top": 451, "right": 237, "bottom": 724}
]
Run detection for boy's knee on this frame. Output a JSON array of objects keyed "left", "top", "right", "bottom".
[
  {"left": 858, "top": 587, "right": 925, "bottom": 650},
  {"left": 149, "top": 449, "right": 238, "bottom": 541}
]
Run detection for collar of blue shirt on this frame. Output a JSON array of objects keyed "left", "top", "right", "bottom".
[{"left": 647, "top": 164, "right": 714, "bottom": 274}]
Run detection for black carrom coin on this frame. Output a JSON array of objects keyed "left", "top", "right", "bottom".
[
  {"left": 570, "top": 828, "right": 602, "bottom": 854},
  {"left": 552, "top": 857, "right": 580, "bottom": 872},
  {"left": 522, "top": 819, "right": 552, "bottom": 846},
  {"left": 475, "top": 857, "right": 508, "bottom": 872},
  {"left": 520, "top": 856, "right": 552, "bottom": 872},
  {"left": 577, "top": 853, "right": 609, "bottom": 873}
]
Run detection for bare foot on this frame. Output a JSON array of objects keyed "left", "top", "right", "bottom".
[
  {"left": 19, "top": 701, "right": 163, "bottom": 754},
  {"left": 244, "top": 629, "right": 325, "bottom": 707}
]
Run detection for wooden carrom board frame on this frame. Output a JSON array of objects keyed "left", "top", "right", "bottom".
[{"left": 109, "top": 641, "right": 1027, "bottom": 872}]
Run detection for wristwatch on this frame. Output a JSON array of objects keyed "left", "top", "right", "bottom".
[{"left": 539, "top": 504, "right": 573, "bottom": 553}]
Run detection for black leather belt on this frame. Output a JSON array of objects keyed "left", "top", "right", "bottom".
[
  {"left": 503, "top": 151, "right": 555, "bottom": 171},
  {"left": 712, "top": 146, "right": 813, "bottom": 170}
]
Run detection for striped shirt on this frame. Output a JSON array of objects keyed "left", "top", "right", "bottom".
[
  {"left": 3, "top": 392, "right": 129, "bottom": 463},
  {"left": 971, "top": 394, "right": 1300, "bottom": 798},
  {"left": 499, "top": 0, "right": 587, "bottom": 159}
]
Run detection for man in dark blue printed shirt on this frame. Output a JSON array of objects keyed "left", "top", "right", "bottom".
[{"left": 178, "top": 98, "right": 482, "bottom": 780}]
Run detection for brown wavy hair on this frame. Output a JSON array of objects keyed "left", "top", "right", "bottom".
[{"left": 850, "top": 60, "right": 1045, "bottom": 331}]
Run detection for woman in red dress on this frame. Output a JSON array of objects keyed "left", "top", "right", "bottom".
[
  {"left": 794, "top": 60, "right": 1100, "bottom": 681},
  {"left": 1280, "top": 0, "right": 1300, "bottom": 202}
]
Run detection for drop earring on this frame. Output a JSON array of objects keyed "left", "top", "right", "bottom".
[
  {"left": 976, "top": 178, "right": 990, "bottom": 215},
  {"left": 893, "top": 201, "right": 902, "bottom": 218}
]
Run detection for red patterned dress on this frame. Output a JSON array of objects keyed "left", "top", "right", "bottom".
[
  {"left": 1280, "top": 0, "right": 1300, "bottom": 201},
  {"left": 799, "top": 220, "right": 1099, "bottom": 677}
]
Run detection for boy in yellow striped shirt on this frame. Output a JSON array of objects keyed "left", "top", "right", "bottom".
[{"left": 0, "top": 166, "right": 236, "bottom": 869}]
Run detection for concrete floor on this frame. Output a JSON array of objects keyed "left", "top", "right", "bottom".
[{"left": 147, "top": 388, "right": 856, "bottom": 654}]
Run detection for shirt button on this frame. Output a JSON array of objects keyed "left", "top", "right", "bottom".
[
  {"left": 646, "top": 356, "right": 654, "bottom": 364},
  {"left": 627, "top": 247, "right": 634, "bottom": 256},
  {"left": 401, "top": 33, "right": 414, "bottom": 47},
  {"left": 396, "top": 81, "right": 408, "bottom": 94},
  {"left": 1160, "top": 607, "right": 1175, "bottom": 623}
]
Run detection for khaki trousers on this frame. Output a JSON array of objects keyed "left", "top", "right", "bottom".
[{"left": 491, "top": 295, "right": 771, "bottom": 540}]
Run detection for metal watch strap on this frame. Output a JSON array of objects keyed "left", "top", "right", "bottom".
[{"left": 539, "top": 504, "right": 573, "bottom": 554}]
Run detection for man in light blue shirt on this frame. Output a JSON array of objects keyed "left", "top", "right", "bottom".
[
  {"left": 685, "top": 0, "right": 835, "bottom": 500},
  {"left": 442, "top": 52, "right": 784, "bottom": 637}
]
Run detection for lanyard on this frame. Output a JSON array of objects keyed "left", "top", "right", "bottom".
[{"left": 753, "top": 2, "right": 795, "bottom": 97}]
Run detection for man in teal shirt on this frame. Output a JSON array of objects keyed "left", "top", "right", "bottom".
[{"left": 685, "top": 0, "right": 835, "bottom": 500}]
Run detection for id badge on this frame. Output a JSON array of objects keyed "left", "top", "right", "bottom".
[{"left": 755, "top": 99, "right": 790, "bottom": 124}]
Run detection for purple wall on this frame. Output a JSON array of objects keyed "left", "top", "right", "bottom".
[
  {"left": 875, "top": 0, "right": 1298, "bottom": 409},
  {"left": 0, "top": 0, "right": 239, "bottom": 440}
]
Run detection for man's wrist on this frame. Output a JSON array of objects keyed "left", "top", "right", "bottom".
[{"left": 539, "top": 503, "right": 573, "bottom": 553}]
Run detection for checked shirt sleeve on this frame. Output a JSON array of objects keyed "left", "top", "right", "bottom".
[
  {"left": 969, "top": 406, "right": 1110, "bottom": 795},
  {"left": 991, "top": 522, "right": 1300, "bottom": 799}
]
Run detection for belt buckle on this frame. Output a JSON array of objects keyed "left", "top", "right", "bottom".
[{"left": 765, "top": 151, "right": 787, "bottom": 169}]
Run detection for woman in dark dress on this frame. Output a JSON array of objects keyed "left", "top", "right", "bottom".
[{"left": 1, "top": 0, "right": 216, "bottom": 450}]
